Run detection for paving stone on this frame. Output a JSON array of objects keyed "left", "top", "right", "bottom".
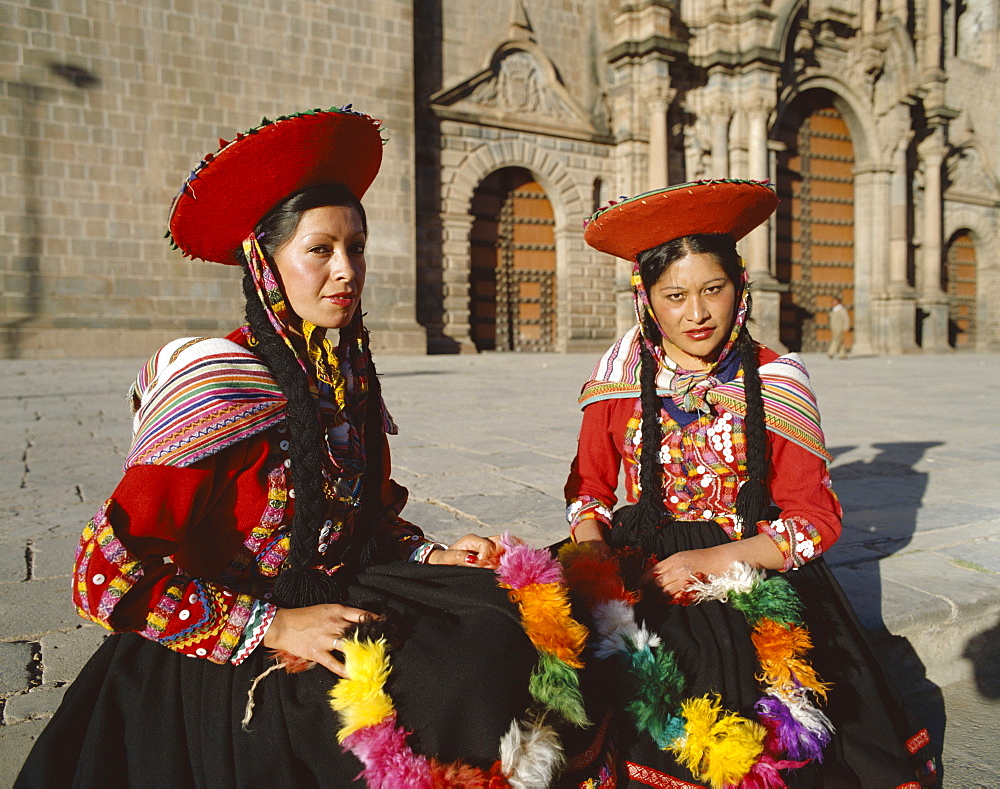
[
  {"left": 0, "top": 540, "right": 28, "bottom": 584},
  {"left": 40, "top": 626, "right": 108, "bottom": 685},
  {"left": 0, "top": 578, "right": 79, "bottom": 640},
  {"left": 0, "top": 642, "right": 33, "bottom": 696},
  {"left": 3, "top": 685, "right": 66, "bottom": 724},
  {"left": 0, "top": 719, "right": 48, "bottom": 787},
  {"left": 25, "top": 535, "right": 77, "bottom": 580}
]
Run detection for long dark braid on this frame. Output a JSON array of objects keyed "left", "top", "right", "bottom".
[
  {"left": 615, "top": 234, "right": 771, "bottom": 552},
  {"left": 237, "top": 183, "right": 374, "bottom": 609},
  {"left": 732, "top": 300, "right": 769, "bottom": 537},
  {"left": 241, "top": 264, "right": 342, "bottom": 607},
  {"left": 612, "top": 313, "right": 668, "bottom": 553}
]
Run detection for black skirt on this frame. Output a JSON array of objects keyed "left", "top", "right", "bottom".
[
  {"left": 16, "top": 562, "right": 538, "bottom": 788},
  {"left": 561, "top": 522, "right": 936, "bottom": 788}
]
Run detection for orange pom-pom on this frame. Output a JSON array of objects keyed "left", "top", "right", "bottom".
[
  {"left": 508, "top": 583, "right": 588, "bottom": 667},
  {"left": 751, "top": 620, "right": 830, "bottom": 699}
]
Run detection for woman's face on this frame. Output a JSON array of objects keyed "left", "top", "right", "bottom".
[
  {"left": 647, "top": 252, "right": 737, "bottom": 369},
  {"left": 272, "top": 204, "right": 366, "bottom": 330}
]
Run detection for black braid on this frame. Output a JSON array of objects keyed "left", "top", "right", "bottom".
[
  {"left": 241, "top": 264, "right": 343, "bottom": 608},
  {"left": 733, "top": 313, "right": 770, "bottom": 535},
  {"left": 612, "top": 313, "right": 670, "bottom": 554},
  {"left": 234, "top": 183, "right": 370, "bottom": 608}
]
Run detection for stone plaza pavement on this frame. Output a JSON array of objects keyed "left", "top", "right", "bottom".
[{"left": 1, "top": 350, "right": 999, "bottom": 786}]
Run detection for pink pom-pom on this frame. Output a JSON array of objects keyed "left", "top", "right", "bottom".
[
  {"left": 496, "top": 536, "right": 564, "bottom": 589},
  {"left": 341, "top": 715, "right": 433, "bottom": 789}
]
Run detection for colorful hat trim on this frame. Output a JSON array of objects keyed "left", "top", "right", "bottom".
[
  {"left": 167, "top": 105, "right": 386, "bottom": 266},
  {"left": 583, "top": 179, "right": 778, "bottom": 262}
]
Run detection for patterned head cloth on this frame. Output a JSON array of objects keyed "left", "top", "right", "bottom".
[{"left": 630, "top": 251, "right": 749, "bottom": 415}]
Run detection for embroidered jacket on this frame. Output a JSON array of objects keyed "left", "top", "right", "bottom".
[
  {"left": 565, "top": 346, "right": 842, "bottom": 570},
  {"left": 73, "top": 337, "right": 429, "bottom": 664}
]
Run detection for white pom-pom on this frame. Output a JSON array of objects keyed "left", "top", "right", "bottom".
[
  {"left": 779, "top": 689, "right": 835, "bottom": 736},
  {"left": 686, "top": 561, "right": 763, "bottom": 603},
  {"left": 499, "top": 718, "right": 565, "bottom": 789},
  {"left": 592, "top": 599, "right": 635, "bottom": 637}
]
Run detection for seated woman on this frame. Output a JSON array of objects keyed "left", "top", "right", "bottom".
[
  {"left": 559, "top": 181, "right": 935, "bottom": 788},
  {"left": 17, "top": 107, "right": 587, "bottom": 788}
]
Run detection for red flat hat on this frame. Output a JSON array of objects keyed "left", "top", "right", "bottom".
[
  {"left": 168, "top": 106, "right": 385, "bottom": 266},
  {"left": 583, "top": 180, "right": 778, "bottom": 261}
]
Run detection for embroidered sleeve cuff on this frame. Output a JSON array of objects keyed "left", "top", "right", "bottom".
[
  {"left": 759, "top": 516, "right": 824, "bottom": 571},
  {"left": 409, "top": 541, "right": 448, "bottom": 564},
  {"left": 231, "top": 600, "right": 277, "bottom": 665},
  {"left": 567, "top": 497, "right": 613, "bottom": 539}
]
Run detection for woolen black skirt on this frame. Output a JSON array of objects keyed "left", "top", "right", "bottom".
[
  {"left": 16, "top": 562, "right": 538, "bottom": 789},
  {"left": 561, "top": 522, "right": 936, "bottom": 788}
]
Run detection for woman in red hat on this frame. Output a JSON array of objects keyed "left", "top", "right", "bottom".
[
  {"left": 558, "top": 181, "right": 935, "bottom": 787},
  {"left": 17, "top": 107, "right": 588, "bottom": 788}
]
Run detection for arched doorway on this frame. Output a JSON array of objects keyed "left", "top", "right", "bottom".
[
  {"left": 775, "top": 90, "right": 855, "bottom": 352},
  {"left": 944, "top": 231, "right": 977, "bottom": 348},
  {"left": 469, "top": 167, "right": 557, "bottom": 351}
]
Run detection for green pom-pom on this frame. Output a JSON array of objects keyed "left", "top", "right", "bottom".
[
  {"left": 730, "top": 575, "right": 803, "bottom": 625},
  {"left": 528, "top": 651, "right": 589, "bottom": 727},
  {"left": 624, "top": 644, "right": 686, "bottom": 746}
]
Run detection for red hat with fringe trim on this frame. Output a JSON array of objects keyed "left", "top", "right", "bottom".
[
  {"left": 167, "top": 106, "right": 385, "bottom": 266},
  {"left": 583, "top": 179, "right": 778, "bottom": 261}
]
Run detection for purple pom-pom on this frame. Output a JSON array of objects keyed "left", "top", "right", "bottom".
[{"left": 755, "top": 695, "right": 831, "bottom": 762}]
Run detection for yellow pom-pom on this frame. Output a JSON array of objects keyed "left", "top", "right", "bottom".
[
  {"left": 672, "top": 695, "right": 766, "bottom": 788},
  {"left": 328, "top": 636, "right": 394, "bottom": 741}
]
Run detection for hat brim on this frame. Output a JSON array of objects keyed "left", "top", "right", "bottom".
[
  {"left": 584, "top": 180, "right": 778, "bottom": 261},
  {"left": 168, "top": 109, "right": 384, "bottom": 266}
]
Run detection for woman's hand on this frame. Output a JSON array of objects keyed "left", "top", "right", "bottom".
[
  {"left": 641, "top": 534, "right": 785, "bottom": 599},
  {"left": 641, "top": 546, "right": 737, "bottom": 598},
  {"left": 262, "top": 603, "right": 371, "bottom": 677},
  {"left": 571, "top": 519, "right": 613, "bottom": 560},
  {"left": 426, "top": 533, "right": 502, "bottom": 569}
]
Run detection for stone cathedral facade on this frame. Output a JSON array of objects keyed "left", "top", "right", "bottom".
[{"left": 2, "top": 0, "right": 997, "bottom": 358}]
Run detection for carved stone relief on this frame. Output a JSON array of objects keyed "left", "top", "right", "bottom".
[
  {"left": 946, "top": 146, "right": 1000, "bottom": 199},
  {"left": 469, "top": 51, "right": 575, "bottom": 124}
]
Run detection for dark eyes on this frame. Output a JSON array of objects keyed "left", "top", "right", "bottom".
[
  {"left": 306, "top": 244, "right": 366, "bottom": 255},
  {"left": 661, "top": 285, "right": 724, "bottom": 300}
]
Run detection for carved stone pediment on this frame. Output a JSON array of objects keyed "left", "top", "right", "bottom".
[
  {"left": 945, "top": 145, "right": 1000, "bottom": 205},
  {"left": 431, "top": 40, "right": 602, "bottom": 141}
]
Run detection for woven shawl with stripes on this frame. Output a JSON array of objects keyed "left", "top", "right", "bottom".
[
  {"left": 125, "top": 336, "right": 286, "bottom": 470},
  {"left": 579, "top": 326, "right": 833, "bottom": 463}
]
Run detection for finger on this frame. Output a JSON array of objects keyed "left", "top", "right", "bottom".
[
  {"left": 340, "top": 606, "right": 371, "bottom": 623},
  {"left": 317, "top": 651, "right": 348, "bottom": 677},
  {"left": 463, "top": 550, "right": 485, "bottom": 566}
]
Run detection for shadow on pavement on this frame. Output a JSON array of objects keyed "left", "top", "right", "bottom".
[{"left": 829, "top": 440, "right": 947, "bottom": 783}]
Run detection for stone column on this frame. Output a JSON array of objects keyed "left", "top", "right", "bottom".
[
  {"left": 851, "top": 169, "right": 876, "bottom": 356},
  {"left": 709, "top": 102, "right": 731, "bottom": 179},
  {"left": 647, "top": 89, "right": 671, "bottom": 190},
  {"left": 923, "top": 0, "right": 943, "bottom": 72},
  {"left": 918, "top": 131, "right": 950, "bottom": 352},
  {"left": 438, "top": 211, "right": 477, "bottom": 353},
  {"left": 865, "top": 164, "right": 893, "bottom": 353},
  {"left": 884, "top": 137, "right": 919, "bottom": 353},
  {"left": 743, "top": 100, "right": 783, "bottom": 350}
]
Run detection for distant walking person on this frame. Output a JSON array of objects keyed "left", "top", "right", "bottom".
[{"left": 828, "top": 294, "right": 850, "bottom": 359}]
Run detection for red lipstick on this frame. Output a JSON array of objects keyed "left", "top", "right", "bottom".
[{"left": 324, "top": 292, "right": 354, "bottom": 307}]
